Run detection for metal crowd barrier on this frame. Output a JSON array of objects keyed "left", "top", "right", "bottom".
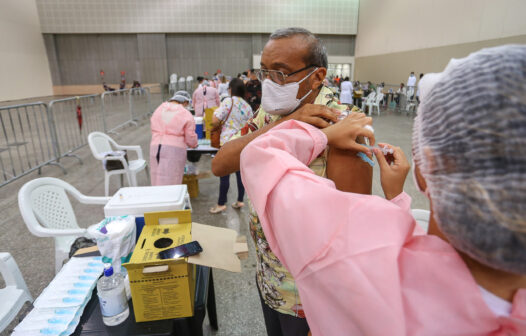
[
  {"left": 0, "top": 102, "right": 65, "bottom": 187},
  {"left": 101, "top": 89, "right": 136, "bottom": 134},
  {"left": 144, "top": 84, "right": 169, "bottom": 115},
  {"left": 129, "top": 87, "right": 151, "bottom": 122},
  {"left": 0, "top": 84, "right": 169, "bottom": 187},
  {"left": 48, "top": 94, "right": 104, "bottom": 163}
]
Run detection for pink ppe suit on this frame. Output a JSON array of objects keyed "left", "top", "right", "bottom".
[
  {"left": 150, "top": 102, "right": 197, "bottom": 185},
  {"left": 240, "top": 120, "right": 526, "bottom": 336}
]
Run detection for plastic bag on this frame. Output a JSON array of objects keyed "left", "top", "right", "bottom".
[{"left": 87, "top": 216, "right": 136, "bottom": 273}]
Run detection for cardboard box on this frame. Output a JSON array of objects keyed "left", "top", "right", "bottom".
[
  {"left": 124, "top": 210, "right": 248, "bottom": 322},
  {"left": 182, "top": 175, "right": 199, "bottom": 198}
]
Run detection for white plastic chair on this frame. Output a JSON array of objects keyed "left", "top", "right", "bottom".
[
  {"left": 411, "top": 209, "right": 430, "bottom": 232},
  {"left": 88, "top": 132, "right": 148, "bottom": 196},
  {"left": 361, "top": 91, "right": 376, "bottom": 112},
  {"left": 397, "top": 92, "right": 407, "bottom": 111},
  {"left": 0, "top": 252, "right": 33, "bottom": 333},
  {"left": 169, "top": 73, "right": 178, "bottom": 95},
  {"left": 407, "top": 86, "right": 415, "bottom": 100},
  {"left": 186, "top": 76, "right": 194, "bottom": 92},
  {"left": 18, "top": 177, "right": 110, "bottom": 274},
  {"left": 178, "top": 77, "right": 186, "bottom": 91},
  {"left": 405, "top": 90, "right": 418, "bottom": 115},
  {"left": 367, "top": 93, "right": 384, "bottom": 116}
]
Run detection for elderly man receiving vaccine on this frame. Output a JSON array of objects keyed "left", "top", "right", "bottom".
[
  {"left": 240, "top": 45, "right": 526, "bottom": 335},
  {"left": 212, "top": 27, "right": 371, "bottom": 335}
]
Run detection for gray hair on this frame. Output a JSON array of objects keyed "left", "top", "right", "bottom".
[{"left": 269, "top": 27, "right": 328, "bottom": 68}]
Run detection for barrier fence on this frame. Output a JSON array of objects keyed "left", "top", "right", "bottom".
[
  {"left": 0, "top": 103, "right": 65, "bottom": 187},
  {"left": 49, "top": 94, "right": 103, "bottom": 163},
  {"left": 0, "top": 84, "right": 168, "bottom": 187},
  {"left": 101, "top": 89, "right": 135, "bottom": 133}
]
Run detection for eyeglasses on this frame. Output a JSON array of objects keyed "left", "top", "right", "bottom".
[{"left": 255, "top": 65, "right": 318, "bottom": 85}]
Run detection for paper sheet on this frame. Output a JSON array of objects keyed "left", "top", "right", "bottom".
[{"left": 188, "top": 222, "right": 244, "bottom": 273}]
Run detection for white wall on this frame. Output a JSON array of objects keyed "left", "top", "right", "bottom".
[
  {"left": 36, "top": 0, "right": 359, "bottom": 35},
  {"left": 356, "top": 0, "right": 526, "bottom": 57},
  {"left": 0, "top": 0, "right": 53, "bottom": 101}
]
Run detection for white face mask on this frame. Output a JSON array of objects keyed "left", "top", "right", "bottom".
[{"left": 261, "top": 68, "right": 318, "bottom": 115}]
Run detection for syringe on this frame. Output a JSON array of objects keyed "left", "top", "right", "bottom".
[{"left": 355, "top": 125, "right": 394, "bottom": 166}]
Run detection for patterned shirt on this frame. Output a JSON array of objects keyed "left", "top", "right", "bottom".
[
  {"left": 232, "top": 86, "right": 357, "bottom": 317},
  {"left": 214, "top": 96, "right": 253, "bottom": 146}
]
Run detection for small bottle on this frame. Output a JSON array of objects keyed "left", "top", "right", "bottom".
[{"left": 97, "top": 265, "right": 129, "bottom": 326}]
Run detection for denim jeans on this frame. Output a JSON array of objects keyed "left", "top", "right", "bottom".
[{"left": 218, "top": 171, "right": 244, "bottom": 206}]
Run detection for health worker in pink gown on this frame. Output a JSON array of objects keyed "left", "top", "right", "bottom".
[
  {"left": 150, "top": 91, "right": 198, "bottom": 186},
  {"left": 240, "top": 45, "right": 526, "bottom": 336}
]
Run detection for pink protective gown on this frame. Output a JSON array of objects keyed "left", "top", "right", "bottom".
[
  {"left": 240, "top": 120, "right": 526, "bottom": 336},
  {"left": 192, "top": 85, "right": 220, "bottom": 117},
  {"left": 150, "top": 102, "right": 198, "bottom": 185}
]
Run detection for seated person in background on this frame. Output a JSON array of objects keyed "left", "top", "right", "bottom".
[
  {"left": 102, "top": 82, "right": 115, "bottom": 92},
  {"left": 132, "top": 80, "right": 141, "bottom": 88},
  {"left": 395, "top": 82, "right": 406, "bottom": 104},
  {"left": 353, "top": 81, "right": 363, "bottom": 106},
  {"left": 240, "top": 45, "right": 526, "bottom": 336},
  {"left": 367, "top": 81, "right": 376, "bottom": 95},
  {"left": 212, "top": 27, "right": 372, "bottom": 335}
]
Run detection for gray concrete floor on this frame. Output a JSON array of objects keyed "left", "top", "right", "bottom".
[{"left": 0, "top": 107, "right": 427, "bottom": 335}]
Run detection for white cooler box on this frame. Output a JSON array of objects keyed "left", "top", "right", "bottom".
[{"left": 104, "top": 185, "right": 191, "bottom": 239}]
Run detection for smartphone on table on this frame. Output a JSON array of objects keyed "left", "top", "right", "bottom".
[{"left": 158, "top": 241, "right": 203, "bottom": 260}]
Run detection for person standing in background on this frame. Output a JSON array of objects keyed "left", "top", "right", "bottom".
[
  {"left": 150, "top": 91, "right": 198, "bottom": 186},
  {"left": 196, "top": 76, "right": 204, "bottom": 88},
  {"left": 192, "top": 80, "right": 220, "bottom": 117},
  {"left": 209, "top": 78, "right": 253, "bottom": 213},
  {"left": 218, "top": 75, "right": 230, "bottom": 100},
  {"left": 245, "top": 69, "right": 262, "bottom": 111},
  {"left": 339, "top": 77, "right": 353, "bottom": 105},
  {"left": 407, "top": 71, "right": 417, "bottom": 99},
  {"left": 210, "top": 73, "right": 218, "bottom": 88},
  {"left": 416, "top": 73, "right": 424, "bottom": 103}
]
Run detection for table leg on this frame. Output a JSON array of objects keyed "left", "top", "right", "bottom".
[
  {"left": 188, "top": 307, "right": 205, "bottom": 336},
  {"left": 207, "top": 270, "right": 218, "bottom": 330}
]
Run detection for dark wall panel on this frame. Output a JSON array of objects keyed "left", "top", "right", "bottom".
[
  {"left": 137, "top": 34, "right": 167, "bottom": 83},
  {"left": 322, "top": 35, "right": 356, "bottom": 56},
  {"left": 166, "top": 34, "right": 253, "bottom": 78},
  {"left": 53, "top": 34, "right": 139, "bottom": 85},
  {"left": 44, "top": 33, "right": 356, "bottom": 85}
]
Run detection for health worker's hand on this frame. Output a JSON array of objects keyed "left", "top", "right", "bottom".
[
  {"left": 282, "top": 104, "right": 340, "bottom": 128},
  {"left": 374, "top": 143, "right": 410, "bottom": 200},
  {"left": 321, "top": 112, "right": 374, "bottom": 155}
]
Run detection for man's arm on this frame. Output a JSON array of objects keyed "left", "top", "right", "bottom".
[
  {"left": 326, "top": 146, "right": 373, "bottom": 194},
  {"left": 326, "top": 104, "right": 373, "bottom": 194},
  {"left": 211, "top": 104, "right": 340, "bottom": 176}
]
